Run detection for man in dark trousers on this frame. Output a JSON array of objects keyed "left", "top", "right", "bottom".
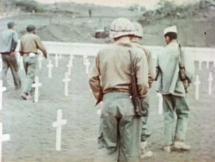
[{"left": 0, "top": 22, "right": 21, "bottom": 90}]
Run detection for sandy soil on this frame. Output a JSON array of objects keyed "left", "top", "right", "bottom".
[{"left": 1, "top": 55, "right": 215, "bottom": 162}]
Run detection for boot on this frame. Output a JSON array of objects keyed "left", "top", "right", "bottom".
[{"left": 173, "top": 141, "right": 191, "bottom": 151}]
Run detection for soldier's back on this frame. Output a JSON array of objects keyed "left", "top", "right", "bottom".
[{"left": 97, "top": 43, "right": 148, "bottom": 95}]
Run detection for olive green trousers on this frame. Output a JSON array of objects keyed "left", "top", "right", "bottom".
[
  {"left": 95, "top": 92, "right": 142, "bottom": 162},
  {"left": 162, "top": 94, "right": 190, "bottom": 146}
]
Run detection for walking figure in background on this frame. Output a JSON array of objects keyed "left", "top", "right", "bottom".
[
  {"left": 89, "top": 18, "right": 149, "bottom": 162},
  {"left": 20, "top": 25, "right": 47, "bottom": 100},
  {"left": 156, "top": 25, "right": 194, "bottom": 153},
  {"left": 0, "top": 22, "right": 21, "bottom": 90},
  {"left": 131, "top": 22, "right": 156, "bottom": 158},
  {"left": 88, "top": 9, "right": 92, "bottom": 18}
]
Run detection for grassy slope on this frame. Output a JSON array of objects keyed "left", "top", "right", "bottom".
[{"left": 0, "top": 1, "right": 215, "bottom": 47}]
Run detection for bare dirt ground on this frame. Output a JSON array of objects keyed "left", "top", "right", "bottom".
[{"left": 2, "top": 55, "right": 215, "bottom": 162}]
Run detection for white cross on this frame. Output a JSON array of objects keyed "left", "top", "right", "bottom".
[
  {"left": 38, "top": 55, "right": 43, "bottom": 70},
  {"left": 157, "top": 93, "right": 163, "bottom": 115},
  {"left": 0, "top": 80, "right": 6, "bottom": 110},
  {"left": 62, "top": 73, "right": 71, "bottom": 96},
  {"left": 55, "top": 54, "right": 59, "bottom": 67},
  {"left": 0, "top": 123, "right": 10, "bottom": 162},
  {"left": 32, "top": 76, "right": 42, "bottom": 103},
  {"left": 52, "top": 109, "right": 67, "bottom": 151},
  {"left": 83, "top": 57, "right": 90, "bottom": 74},
  {"left": 208, "top": 72, "right": 213, "bottom": 96},
  {"left": 67, "top": 60, "right": 73, "bottom": 76},
  {"left": 83, "top": 56, "right": 88, "bottom": 64},
  {"left": 198, "top": 61, "right": 202, "bottom": 71},
  {"left": 47, "top": 60, "right": 54, "bottom": 78},
  {"left": 194, "top": 75, "right": 200, "bottom": 100}
]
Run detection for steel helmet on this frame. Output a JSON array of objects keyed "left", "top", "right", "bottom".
[
  {"left": 109, "top": 18, "right": 135, "bottom": 39},
  {"left": 133, "top": 22, "right": 143, "bottom": 38}
]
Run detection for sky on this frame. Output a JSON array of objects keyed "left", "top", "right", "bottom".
[{"left": 36, "top": 0, "right": 198, "bottom": 9}]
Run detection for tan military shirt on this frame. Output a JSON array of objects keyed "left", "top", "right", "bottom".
[
  {"left": 20, "top": 33, "right": 47, "bottom": 57},
  {"left": 132, "top": 43, "right": 156, "bottom": 87},
  {"left": 89, "top": 43, "right": 149, "bottom": 103}
]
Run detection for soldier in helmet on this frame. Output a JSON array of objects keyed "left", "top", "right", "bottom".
[
  {"left": 130, "top": 22, "right": 156, "bottom": 158},
  {"left": 89, "top": 18, "right": 149, "bottom": 162},
  {"left": 20, "top": 25, "right": 47, "bottom": 100},
  {"left": 156, "top": 25, "right": 194, "bottom": 152}
]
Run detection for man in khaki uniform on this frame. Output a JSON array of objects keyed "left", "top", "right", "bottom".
[
  {"left": 130, "top": 22, "right": 156, "bottom": 158},
  {"left": 0, "top": 22, "right": 21, "bottom": 89},
  {"left": 156, "top": 26, "right": 194, "bottom": 152},
  {"left": 89, "top": 18, "right": 149, "bottom": 162},
  {"left": 20, "top": 25, "right": 47, "bottom": 100}
]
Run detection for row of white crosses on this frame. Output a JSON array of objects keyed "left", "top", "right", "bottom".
[
  {"left": 194, "top": 72, "right": 214, "bottom": 100},
  {"left": 198, "top": 60, "right": 212, "bottom": 71},
  {"left": 0, "top": 80, "right": 10, "bottom": 162}
]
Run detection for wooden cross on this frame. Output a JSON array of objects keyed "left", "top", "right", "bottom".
[
  {"left": 62, "top": 73, "right": 71, "bottom": 96},
  {"left": 208, "top": 72, "right": 213, "bottom": 96},
  {"left": 47, "top": 60, "right": 54, "bottom": 78},
  {"left": 32, "top": 76, "right": 42, "bottom": 103},
  {"left": 67, "top": 60, "right": 73, "bottom": 76},
  {"left": 52, "top": 109, "right": 67, "bottom": 151},
  {"left": 83, "top": 56, "right": 90, "bottom": 74},
  {"left": 55, "top": 54, "right": 59, "bottom": 67},
  {"left": 194, "top": 75, "right": 200, "bottom": 100}
]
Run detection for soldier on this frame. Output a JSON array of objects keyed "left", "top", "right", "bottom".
[
  {"left": 130, "top": 22, "right": 156, "bottom": 158},
  {"left": 89, "top": 18, "right": 149, "bottom": 162},
  {"left": 0, "top": 22, "right": 21, "bottom": 89},
  {"left": 156, "top": 25, "right": 194, "bottom": 152},
  {"left": 20, "top": 25, "right": 47, "bottom": 100}
]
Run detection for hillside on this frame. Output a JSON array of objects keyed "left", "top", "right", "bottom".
[{"left": 0, "top": 0, "right": 215, "bottom": 47}]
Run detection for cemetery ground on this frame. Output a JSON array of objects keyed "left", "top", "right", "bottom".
[{"left": 1, "top": 55, "right": 215, "bottom": 162}]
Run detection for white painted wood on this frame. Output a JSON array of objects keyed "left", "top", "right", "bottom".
[
  {"left": 208, "top": 72, "right": 213, "bottom": 96},
  {"left": 194, "top": 75, "right": 200, "bottom": 100},
  {"left": 47, "top": 60, "right": 54, "bottom": 78},
  {"left": 62, "top": 73, "right": 71, "bottom": 96},
  {"left": 52, "top": 109, "right": 67, "bottom": 151},
  {"left": 32, "top": 76, "right": 42, "bottom": 103}
]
